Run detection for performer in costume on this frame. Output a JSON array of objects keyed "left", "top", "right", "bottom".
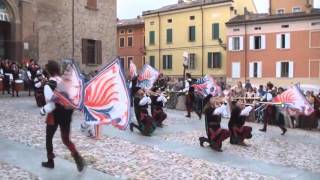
[
  {"left": 228, "top": 99, "right": 253, "bottom": 146},
  {"left": 199, "top": 95, "right": 231, "bottom": 152},
  {"left": 40, "top": 60, "right": 85, "bottom": 171},
  {"left": 150, "top": 87, "right": 167, "bottom": 127},
  {"left": 10, "top": 63, "right": 20, "bottom": 97},
  {"left": 184, "top": 73, "right": 194, "bottom": 118},
  {"left": 34, "top": 70, "right": 46, "bottom": 107},
  {"left": 130, "top": 88, "right": 157, "bottom": 136}
]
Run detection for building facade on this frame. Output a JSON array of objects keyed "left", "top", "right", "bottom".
[
  {"left": 0, "top": 0, "right": 116, "bottom": 72},
  {"left": 226, "top": 1, "right": 320, "bottom": 86},
  {"left": 117, "top": 17, "right": 145, "bottom": 73},
  {"left": 142, "top": 0, "right": 257, "bottom": 79}
]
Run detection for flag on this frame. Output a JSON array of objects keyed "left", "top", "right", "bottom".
[
  {"left": 53, "top": 58, "right": 130, "bottom": 130},
  {"left": 137, "top": 64, "right": 160, "bottom": 90},
  {"left": 273, "top": 84, "right": 314, "bottom": 116},
  {"left": 192, "top": 75, "right": 221, "bottom": 97},
  {"left": 129, "top": 60, "right": 137, "bottom": 79}
]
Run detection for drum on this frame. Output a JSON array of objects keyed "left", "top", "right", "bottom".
[
  {"left": 0, "top": 78, "right": 3, "bottom": 91},
  {"left": 14, "top": 80, "right": 24, "bottom": 91}
]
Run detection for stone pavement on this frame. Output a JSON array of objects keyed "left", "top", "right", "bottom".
[{"left": 0, "top": 95, "right": 319, "bottom": 179}]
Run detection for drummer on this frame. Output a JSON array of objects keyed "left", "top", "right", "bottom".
[{"left": 11, "top": 63, "right": 21, "bottom": 97}]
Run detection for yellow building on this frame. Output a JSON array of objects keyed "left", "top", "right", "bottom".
[{"left": 142, "top": 0, "right": 257, "bottom": 79}]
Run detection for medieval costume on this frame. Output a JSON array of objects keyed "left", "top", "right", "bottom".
[
  {"left": 199, "top": 97, "right": 230, "bottom": 152},
  {"left": 34, "top": 70, "right": 46, "bottom": 107},
  {"left": 10, "top": 63, "right": 20, "bottom": 97},
  {"left": 229, "top": 101, "right": 253, "bottom": 146},
  {"left": 150, "top": 88, "right": 167, "bottom": 127},
  {"left": 40, "top": 60, "right": 85, "bottom": 172},
  {"left": 130, "top": 89, "right": 156, "bottom": 136}
]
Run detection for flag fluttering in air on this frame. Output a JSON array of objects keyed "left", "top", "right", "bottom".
[
  {"left": 192, "top": 75, "right": 221, "bottom": 97},
  {"left": 273, "top": 84, "right": 314, "bottom": 116},
  {"left": 52, "top": 58, "right": 130, "bottom": 130},
  {"left": 137, "top": 64, "right": 160, "bottom": 90},
  {"left": 129, "top": 60, "right": 137, "bottom": 79}
]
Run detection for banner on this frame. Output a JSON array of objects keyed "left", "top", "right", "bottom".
[
  {"left": 137, "top": 64, "right": 160, "bottom": 90},
  {"left": 192, "top": 75, "right": 221, "bottom": 97}
]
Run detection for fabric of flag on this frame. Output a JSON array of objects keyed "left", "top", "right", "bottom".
[
  {"left": 129, "top": 61, "right": 137, "bottom": 79},
  {"left": 52, "top": 58, "right": 130, "bottom": 130},
  {"left": 137, "top": 64, "right": 160, "bottom": 90},
  {"left": 192, "top": 75, "right": 221, "bottom": 97},
  {"left": 273, "top": 84, "right": 314, "bottom": 116}
]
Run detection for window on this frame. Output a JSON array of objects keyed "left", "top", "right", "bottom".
[
  {"left": 212, "top": 23, "right": 220, "bottom": 40},
  {"left": 232, "top": 62, "right": 241, "bottom": 78},
  {"left": 119, "top": 37, "right": 125, "bottom": 48},
  {"left": 149, "top": 56, "right": 155, "bottom": 67},
  {"left": 86, "top": 0, "right": 97, "bottom": 10},
  {"left": 281, "top": 25, "right": 289, "bottom": 28},
  {"left": 292, "top": 7, "right": 301, "bottom": 13},
  {"left": 127, "top": 29, "right": 133, "bottom": 34},
  {"left": 166, "top": 29, "right": 173, "bottom": 44},
  {"left": 187, "top": 53, "right": 196, "bottom": 69},
  {"left": 277, "top": 9, "right": 285, "bottom": 14},
  {"left": 82, "top": 39, "right": 102, "bottom": 65},
  {"left": 150, "top": 21, "right": 155, "bottom": 25},
  {"left": 276, "top": 33, "right": 290, "bottom": 49},
  {"left": 208, "top": 52, "right": 221, "bottom": 69},
  {"left": 233, "top": 28, "right": 240, "bottom": 32},
  {"left": 249, "top": 35, "right": 266, "bottom": 50},
  {"left": 311, "top": 22, "right": 320, "bottom": 26},
  {"left": 149, "top": 31, "right": 155, "bottom": 45},
  {"left": 127, "top": 57, "right": 133, "bottom": 69},
  {"left": 162, "top": 55, "right": 172, "bottom": 70},
  {"left": 276, "top": 61, "right": 294, "bottom": 78},
  {"left": 228, "top": 36, "right": 243, "bottom": 51},
  {"left": 249, "top": 62, "right": 262, "bottom": 78},
  {"left": 119, "top": 57, "right": 125, "bottom": 69},
  {"left": 168, "top": 19, "right": 172, "bottom": 23},
  {"left": 120, "top": 29, "right": 125, "bottom": 35},
  {"left": 189, "top": 26, "right": 196, "bottom": 42},
  {"left": 254, "top": 27, "right": 261, "bottom": 30},
  {"left": 190, "top": 16, "right": 195, "bottom": 20},
  {"left": 127, "top": 36, "right": 133, "bottom": 47}
]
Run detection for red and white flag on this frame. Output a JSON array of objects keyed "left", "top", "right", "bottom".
[
  {"left": 129, "top": 60, "right": 137, "bottom": 79},
  {"left": 137, "top": 64, "right": 160, "bottom": 90}
]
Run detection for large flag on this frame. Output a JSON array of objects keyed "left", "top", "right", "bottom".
[
  {"left": 192, "top": 75, "right": 221, "bottom": 97},
  {"left": 137, "top": 64, "right": 160, "bottom": 90},
  {"left": 273, "top": 84, "right": 314, "bottom": 116},
  {"left": 129, "top": 60, "right": 137, "bottom": 79},
  {"left": 53, "top": 58, "right": 130, "bottom": 130}
]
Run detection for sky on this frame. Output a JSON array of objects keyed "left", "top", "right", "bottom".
[{"left": 117, "top": 0, "right": 320, "bottom": 19}]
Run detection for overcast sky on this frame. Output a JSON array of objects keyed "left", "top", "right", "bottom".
[{"left": 117, "top": 0, "right": 320, "bottom": 19}]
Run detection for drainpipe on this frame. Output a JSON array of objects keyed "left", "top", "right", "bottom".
[
  {"left": 244, "top": 22, "right": 247, "bottom": 82},
  {"left": 201, "top": 5, "right": 204, "bottom": 77},
  {"left": 158, "top": 13, "right": 161, "bottom": 70},
  {"left": 72, "top": 0, "right": 75, "bottom": 59}
]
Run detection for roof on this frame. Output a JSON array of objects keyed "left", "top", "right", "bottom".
[
  {"left": 117, "top": 18, "right": 144, "bottom": 28},
  {"left": 142, "top": 0, "right": 231, "bottom": 16},
  {"left": 226, "top": 9, "right": 320, "bottom": 26}
]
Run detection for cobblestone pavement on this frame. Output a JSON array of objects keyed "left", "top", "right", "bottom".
[
  {"left": 0, "top": 95, "right": 319, "bottom": 179},
  {"left": 0, "top": 160, "right": 39, "bottom": 180}
]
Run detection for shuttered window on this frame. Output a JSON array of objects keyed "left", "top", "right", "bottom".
[
  {"left": 189, "top": 26, "right": 196, "bottom": 42},
  {"left": 167, "top": 29, "right": 173, "bottom": 44},
  {"left": 149, "top": 31, "right": 155, "bottom": 45},
  {"left": 208, "top": 52, "right": 221, "bottom": 68},
  {"left": 82, "top": 39, "right": 102, "bottom": 65},
  {"left": 149, "top": 56, "right": 155, "bottom": 67},
  {"left": 163, "top": 55, "right": 172, "bottom": 70},
  {"left": 212, "top": 23, "right": 220, "bottom": 40}
]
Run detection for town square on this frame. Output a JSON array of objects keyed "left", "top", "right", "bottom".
[{"left": 0, "top": 0, "right": 320, "bottom": 179}]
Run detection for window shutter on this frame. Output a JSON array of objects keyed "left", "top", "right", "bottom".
[
  {"left": 168, "top": 55, "right": 172, "bottom": 69},
  {"left": 208, "top": 52, "right": 212, "bottom": 68},
  {"left": 228, "top": 37, "right": 233, "bottom": 51},
  {"left": 96, "top": 40, "right": 102, "bottom": 65},
  {"left": 276, "top": 34, "right": 281, "bottom": 49},
  {"left": 232, "top": 62, "right": 240, "bottom": 78},
  {"left": 261, "top": 35, "right": 266, "bottom": 49},
  {"left": 289, "top": 61, "right": 294, "bottom": 78},
  {"left": 82, "top": 39, "right": 88, "bottom": 65},
  {"left": 167, "top": 29, "right": 172, "bottom": 43},
  {"left": 276, "top": 62, "right": 281, "bottom": 78},
  {"left": 249, "top": 36, "right": 254, "bottom": 50},
  {"left": 249, "top": 62, "right": 254, "bottom": 78},
  {"left": 212, "top": 23, "right": 219, "bottom": 40},
  {"left": 239, "top": 36, "right": 244, "bottom": 50},
  {"left": 189, "top": 26, "right": 195, "bottom": 41},
  {"left": 258, "top": 62, "right": 262, "bottom": 78},
  {"left": 162, "top": 55, "right": 166, "bottom": 69},
  {"left": 285, "top": 33, "right": 291, "bottom": 49},
  {"left": 149, "top": 31, "right": 155, "bottom": 45},
  {"left": 217, "top": 52, "right": 221, "bottom": 68}
]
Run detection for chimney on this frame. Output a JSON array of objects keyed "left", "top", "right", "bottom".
[
  {"left": 178, "top": 0, "right": 183, "bottom": 3},
  {"left": 244, "top": 7, "right": 250, "bottom": 20},
  {"left": 306, "top": 0, "right": 312, "bottom": 14},
  {"left": 269, "top": 0, "right": 272, "bottom": 14}
]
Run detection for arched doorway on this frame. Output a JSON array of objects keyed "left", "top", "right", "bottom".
[{"left": 0, "top": 1, "right": 11, "bottom": 59}]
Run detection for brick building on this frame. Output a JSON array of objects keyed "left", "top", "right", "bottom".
[
  {"left": 117, "top": 17, "right": 145, "bottom": 72},
  {"left": 226, "top": 0, "right": 320, "bottom": 86},
  {"left": 0, "top": 0, "right": 116, "bottom": 72}
]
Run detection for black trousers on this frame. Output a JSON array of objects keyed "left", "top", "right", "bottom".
[{"left": 46, "top": 109, "right": 77, "bottom": 160}]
